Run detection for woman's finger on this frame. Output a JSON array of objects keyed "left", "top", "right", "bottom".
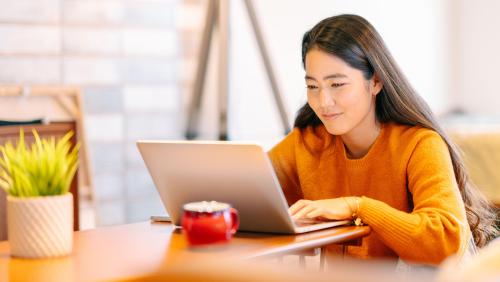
[
  {"left": 289, "top": 200, "right": 311, "bottom": 215},
  {"left": 292, "top": 204, "right": 316, "bottom": 219},
  {"left": 305, "top": 208, "right": 324, "bottom": 219}
]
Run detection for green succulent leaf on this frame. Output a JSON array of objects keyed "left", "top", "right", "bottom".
[{"left": 0, "top": 129, "right": 80, "bottom": 197}]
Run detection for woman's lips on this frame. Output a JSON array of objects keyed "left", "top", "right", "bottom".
[{"left": 321, "top": 113, "right": 342, "bottom": 120}]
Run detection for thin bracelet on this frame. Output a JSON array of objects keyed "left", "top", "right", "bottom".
[
  {"left": 353, "top": 197, "right": 363, "bottom": 226},
  {"left": 354, "top": 197, "right": 360, "bottom": 217}
]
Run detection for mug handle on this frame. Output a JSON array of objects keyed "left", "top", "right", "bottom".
[{"left": 230, "top": 208, "right": 239, "bottom": 234}]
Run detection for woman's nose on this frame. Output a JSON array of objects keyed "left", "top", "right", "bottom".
[{"left": 319, "top": 89, "right": 335, "bottom": 108}]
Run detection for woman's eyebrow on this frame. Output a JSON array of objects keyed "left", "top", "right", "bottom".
[{"left": 305, "top": 73, "right": 348, "bottom": 80}]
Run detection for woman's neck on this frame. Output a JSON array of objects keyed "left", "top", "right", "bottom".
[{"left": 341, "top": 119, "right": 382, "bottom": 159}]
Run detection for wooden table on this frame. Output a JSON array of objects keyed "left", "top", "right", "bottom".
[{"left": 0, "top": 221, "right": 370, "bottom": 282}]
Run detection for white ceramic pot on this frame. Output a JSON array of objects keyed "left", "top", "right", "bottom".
[{"left": 7, "top": 193, "right": 73, "bottom": 258}]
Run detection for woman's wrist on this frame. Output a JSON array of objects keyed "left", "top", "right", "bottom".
[
  {"left": 353, "top": 197, "right": 363, "bottom": 225},
  {"left": 344, "top": 196, "right": 364, "bottom": 225},
  {"left": 342, "top": 197, "right": 357, "bottom": 219},
  {"left": 354, "top": 197, "right": 361, "bottom": 216}
]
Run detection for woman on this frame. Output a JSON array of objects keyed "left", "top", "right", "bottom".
[{"left": 269, "top": 14, "right": 497, "bottom": 266}]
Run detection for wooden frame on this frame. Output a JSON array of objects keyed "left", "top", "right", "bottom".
[
  {"left": 0, "top": 85, "right": 93, "bottom": 198},
  {"left": 185, "top": 0, "right": 291, "bottom": 140},
  {"left": 0, "top": 86, "right": 94, "bottom": 236}
]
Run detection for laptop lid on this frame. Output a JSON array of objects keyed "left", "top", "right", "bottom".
[{"left": 136, "top": 140, "right": 298, "bottom": 233}]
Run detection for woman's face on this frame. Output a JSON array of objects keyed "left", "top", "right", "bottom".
[{"left": 304, "top": 48, "right": 381, "bottom": 136}]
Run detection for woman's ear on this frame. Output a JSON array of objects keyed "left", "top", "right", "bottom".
[{"left": 371, "top": 74, "right": 383, "bottom": 96}]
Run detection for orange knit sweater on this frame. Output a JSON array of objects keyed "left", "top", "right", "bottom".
[{"left": 268, "top": 122, "right": 470, "bottom": 265}]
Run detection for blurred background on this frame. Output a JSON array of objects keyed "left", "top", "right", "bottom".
[{"left": 0, "top": 0, "right": 499, "bottom": 229}]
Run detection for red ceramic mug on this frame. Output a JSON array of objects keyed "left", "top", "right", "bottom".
[{"left": 181, "top": 201, "right": 239, "bottom": 246}]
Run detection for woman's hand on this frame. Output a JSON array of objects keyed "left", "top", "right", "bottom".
[{"left": 289, "top": 197, "right": 355, "bottom": 221}]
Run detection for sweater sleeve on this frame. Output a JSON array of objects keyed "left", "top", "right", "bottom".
[
  {"left": 358, "top": 132, "right": 469, "bottom": 265},
  {"left": 268, "top": 129, "right": 303, "bottom": 206}
]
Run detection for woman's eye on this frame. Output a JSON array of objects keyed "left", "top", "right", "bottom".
[
  {"left": 306, "top": 85, "right": 318, "bottom": 90},
  {"left": 331, "top": 83, "right": 345, "bottom": 88}
]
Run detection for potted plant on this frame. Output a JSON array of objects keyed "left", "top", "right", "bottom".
[{"left": 0, "top": 129, "right": 79, "bottom": 258}]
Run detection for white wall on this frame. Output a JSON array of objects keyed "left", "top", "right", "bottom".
[
  {"left": 0, "top": 0, "right": 181, "bottom": 227},
  {"left": 454, "top": 0, "right": 500, "bottom": 116},
  {"left": 222, "top": 0, "right": 454, "bottom": 147}
]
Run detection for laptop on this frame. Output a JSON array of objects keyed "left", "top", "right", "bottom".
[{"left": 136, "top": 140, "right": 351, "bottom": 234}]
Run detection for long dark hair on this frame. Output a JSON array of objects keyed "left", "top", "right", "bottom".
[{"left": 297, "top": 14, "right": 498, "bottom": 247}]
